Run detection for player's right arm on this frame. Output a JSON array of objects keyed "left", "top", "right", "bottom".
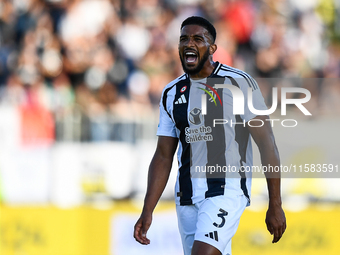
[{"left": 133, "top": 135, "right": 178, "bottom": 245}]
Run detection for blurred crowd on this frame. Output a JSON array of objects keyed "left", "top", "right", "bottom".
[{"left": 0, "top": 0, "right": 339, "bottom": 144}]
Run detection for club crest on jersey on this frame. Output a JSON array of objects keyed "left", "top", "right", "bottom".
[
  {"left": 180, "top": 86, "right": 187, "bottom": 93},
  {"left": 198, "top": 82, "right": 222, "bottom": 106}
]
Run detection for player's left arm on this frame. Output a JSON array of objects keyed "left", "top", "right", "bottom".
[{"left": 248, "top": 115, "right": 286, "bottom": 243}]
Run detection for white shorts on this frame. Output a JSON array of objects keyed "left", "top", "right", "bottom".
[{"left": 176, "top": 194, "right": 248, "bottom": 255}]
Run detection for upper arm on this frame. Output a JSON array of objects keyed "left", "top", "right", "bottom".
[
  {"left": 247, "top": 115, "right": 277, "bottom": 152},
  {"left": 155, "top": 136, "right": 178, "bottom": 160},
  {"left": 240, "top": 79, "right": 268, "bottom": 123},
  {"left": 154, "top": 85, "right": 178, "bottom": 161},
  {"left": 157, "top": 86, "right": 178, "bottom": 138},
  {"left": 238, "top": 76, "right": 274, "bottom": 149},
  {"left": 248, "top": 116, "right": 281, "bottom": 178}
]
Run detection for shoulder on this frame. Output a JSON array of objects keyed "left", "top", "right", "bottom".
[
  {"left": 161, "top": 73, "right": 189, "bottom": 97},
  {"left": 216, "top": 63, "right": 253, "bottom": 79},
  {"left": 216, "top": 63, "right": 259, "bottom": 90}
]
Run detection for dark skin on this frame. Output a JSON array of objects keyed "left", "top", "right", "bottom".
[
  {"left": 178, "top": 25, "right": 217, "bottom": 78},
  {"left": 133, "top": 136, "right": 178, "bottom": 245},
  {"left": 134, "top": 24, "right": 286, "bottom": 255}
]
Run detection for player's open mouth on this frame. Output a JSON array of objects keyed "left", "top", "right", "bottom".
[{"left": 185, "top": 51, "right": 198, "bottom": 64}]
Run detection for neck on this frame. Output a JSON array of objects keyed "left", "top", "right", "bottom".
[{"left": 189, "top": 58, "right": 217, "bottom": 80}]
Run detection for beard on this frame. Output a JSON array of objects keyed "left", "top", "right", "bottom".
[{"left": 180, "top": 48, "right": 210, "bottom": 75}]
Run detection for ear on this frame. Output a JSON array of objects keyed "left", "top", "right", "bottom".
[{"left": 209, "top": 44, "right": 217, "bottom": 55}]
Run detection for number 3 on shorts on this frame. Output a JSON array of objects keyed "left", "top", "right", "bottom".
[{"left": 213, "top": 208, "right": 228, "bottom": 228}]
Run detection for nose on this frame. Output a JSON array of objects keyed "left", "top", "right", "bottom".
[
  {"left": 187, "top": 37, "right": 194, "bottom": 46},
  {"left": 184, "top": 37, "right": 195, "bottom": 47}
]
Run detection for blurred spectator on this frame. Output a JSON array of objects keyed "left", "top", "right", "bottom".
[{"left": 0, "top": 0, "right": 339, "bottom": 143}]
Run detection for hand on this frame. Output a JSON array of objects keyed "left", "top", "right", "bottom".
[
  {"left": 265, "top": 205, "right": 286, "bottom": 243},
  {"left": 133, "top": 212, "right": 152, "bottom": 245}
]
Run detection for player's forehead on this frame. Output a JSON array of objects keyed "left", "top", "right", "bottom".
[{"left": 180, "top": 24, "right": 210, "bottom": 38}]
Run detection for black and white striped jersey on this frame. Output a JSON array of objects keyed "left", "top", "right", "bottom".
[{"left": 157, "top": 62, "right": 268, "bottom": 206}]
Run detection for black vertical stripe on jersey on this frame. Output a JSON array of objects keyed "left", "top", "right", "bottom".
[
  {"left": 162, "top": 85, "right": 176, "bottom": 121},
  {"left": 162, "top": 74, "right": 186, "bottom": 121},
  {"left": 224, "top": 76, "right": 250, "bottom": 200},
  {"left": 225, "top": 76, "right": 241, "bottom": 89},
  {"left": 234, "top": 114, "right": 250, "bottom": 201},
  {"left": 172, "top": 77, "right": 193, "bottom": 205},
  {"left": 205, "top": 76, "right": 226, "bottom": 199}
]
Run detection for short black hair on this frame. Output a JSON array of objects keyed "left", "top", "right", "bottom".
[{"left": 181, "top": 16, "right": 216, "bottom": 43}]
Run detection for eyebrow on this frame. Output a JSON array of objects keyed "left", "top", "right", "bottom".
[{"left": 180, "top": 34, "right": 205, "bottom": 39}]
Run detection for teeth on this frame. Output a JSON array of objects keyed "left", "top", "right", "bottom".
[{"left": 186, "top": 52, "right": 196, "bottom": 56}]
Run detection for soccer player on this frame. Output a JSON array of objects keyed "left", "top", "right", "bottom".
[{"left": 134, "top": 16, "right": 286, "bottom": 255}]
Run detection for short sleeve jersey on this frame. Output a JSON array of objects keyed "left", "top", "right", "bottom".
[{"left": 157, "top": 62, "right": 268, "bottom": 206}]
